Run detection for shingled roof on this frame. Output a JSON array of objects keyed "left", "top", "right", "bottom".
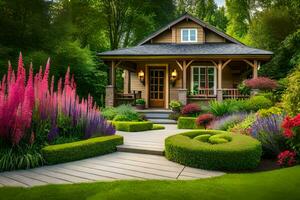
[{"left": 97, "top": 43, "right": 273, "bottom": 57}]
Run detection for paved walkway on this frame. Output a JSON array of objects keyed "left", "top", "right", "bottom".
[
  {"left": 0, "top": 124, "right": 225, "bottom": 187},
  {"left": 0, "top": 152, "right": 224, "bottom": 187},
  {"left": 117, "top": 124, "right": 185, "bottom": 155}
]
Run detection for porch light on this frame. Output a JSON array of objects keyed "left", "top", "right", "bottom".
[
  {"left": 170, "top": 69, "right": 177, "bottom": 86},
  {"left": 138, "top": 70, "right": 145, "bottom": 84}
]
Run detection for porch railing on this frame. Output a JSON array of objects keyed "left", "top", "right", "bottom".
[
  {"left": 115, "top": 90, "right": 142, "bottom": 106},
  {"left": 188, "top": 88, "right": 216, "bottom": 98},
  {"left": 221, "top": 88, "right": 249, "bottom": 99},
  {"left": 188, "top": 88, "right": 249, "bottom": 99}
]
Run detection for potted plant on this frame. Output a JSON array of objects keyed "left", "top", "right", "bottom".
[{"left": 135, "top": 98, "right": 145, "bottom": 110}]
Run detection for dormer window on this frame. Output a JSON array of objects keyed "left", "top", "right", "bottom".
[{"left": 181, "top": 28, "right": 197, "bottom": 43}]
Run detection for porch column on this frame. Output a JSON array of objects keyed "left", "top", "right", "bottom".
[
  {"left": 176, "top": 60, "right": 193, "bottom": 105},
  {"left": 123, "top": 69, "right": 130, "bottom": 94},
  {"left": 105, "top": 60, "right": 117, "bottom": 107},
  {"left": 145, "top": 65, "right": 149, "bottom": 108},
  {"left": 253, "top": 60, "right": 258, "bottom": 79},
  {"left": 217, "top": 60, "right": 223, "bottom": 102}
]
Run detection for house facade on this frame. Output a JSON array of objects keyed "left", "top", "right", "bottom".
[{"left": 98, "top": 13, "right": 273, "bottom": 109}]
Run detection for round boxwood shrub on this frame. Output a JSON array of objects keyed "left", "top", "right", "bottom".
[{"left": 165, "top": 130, "right": 262, "bottom": 171}]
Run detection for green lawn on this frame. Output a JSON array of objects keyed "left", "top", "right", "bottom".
[{"left": 1, "top": 166, "right": 300, "bottom": 200}]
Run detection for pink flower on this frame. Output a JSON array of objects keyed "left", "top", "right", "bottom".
[{"left": 277, "top": 150, "right": 297, "bottom": 167}]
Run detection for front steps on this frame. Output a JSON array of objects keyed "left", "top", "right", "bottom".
[{"left": 137, "top": 109, "right": 176, "bottom": 124}]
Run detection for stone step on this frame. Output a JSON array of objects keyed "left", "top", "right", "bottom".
[
  {"left": 117, "top": 145, "right": 164, "bottom": 156},
  {"left": 148, "top": 119, "right": 177, "bottom": 124},
  {"left": 143, "top": 113, "right": 170, "bottom": 119}
]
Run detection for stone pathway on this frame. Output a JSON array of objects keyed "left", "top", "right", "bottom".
[
  {"left": 0, "top": 152, "right": 224, "bottom": 187},
  {"left": 0, "top": 124, "right": 225, "bottom": 187},
  {"left": 117, "top": 124, "right": 185, "bottom": 155}
]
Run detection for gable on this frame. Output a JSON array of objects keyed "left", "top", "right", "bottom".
[{"left": 139, "top": 13, "right": 242, "bottom": 45}]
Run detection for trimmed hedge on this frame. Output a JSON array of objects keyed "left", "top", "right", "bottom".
[
  {"left": 177, "top": 117, "right": 203, "bottom": 129},
  {"left": 152, "top": 124, "right": 165, "bottom": 130},
  {"left": 165, "top": 130, "right": 262, "bottom": 171},
  {"left": 113, "top": 121, "right": 153, "bottom": 132},
  {"left": 42, "top": 135, "right": 123, "bottom": 165}
]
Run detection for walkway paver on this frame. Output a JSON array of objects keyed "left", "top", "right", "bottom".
[
  {"left": 0, "top": 152, "right": 224, "bottom": 187},
  {"left": 117, "top": 124, "right": 186, "bottom": 154},
  {"left": 0, "top": 124, "right": 225, "bottom": 187}
]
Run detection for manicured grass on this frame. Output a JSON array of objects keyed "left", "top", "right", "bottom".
[{"left": 0, "top": 166, "right": 300, "bottom": 200}]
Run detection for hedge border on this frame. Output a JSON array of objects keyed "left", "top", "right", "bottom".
[
  {"left": 112, "top": 121, "right": 153, "bottom": 132},
  {"left": 42, "top": 135, "right": 123, "bottom": 165},
  {"left": 177, "top": 117, "right": 203, "bottom": 129},
  {"left": 165, "top": 130, "right": 262, "bottom": 171}
]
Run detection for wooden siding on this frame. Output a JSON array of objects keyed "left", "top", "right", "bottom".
[
  {"left": 205, "top": 30, "right": 226, "bottom": 43},
  {"left": 150, "top": 20, "right": 205, "bottom": 44},
  {"left": 152, "top": 29, "right": 172, "bottom": 43}
]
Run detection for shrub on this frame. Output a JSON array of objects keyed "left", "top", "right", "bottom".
[
  {"left": 113, "top": 114, "right": 131, "bottom": 121},
  {"left": 243, "top": 96, "right": 273, "bottom": 112},
  {"left": 282, "top": 67, "right": 300, "bottom": 116},
  {"left": 209, "top": 99, "right": 245, "bottom": 116},
  {"left": 169, "top": 100, "right": 182, "bottom": 112},
  {"left": 244, "top": 77, "right": 278, "bottom": 91},
  {"left": 42, "top": 135, "right": 123, "bottom": 165},
  {"left": 177, "top": 117, "right": 202, "bottom": 129},
  {"left": 181, "top": 103, "right": 201, "bottom": 116},
  {"left": 101, "top": 107, "right": 118, "bottom": 120},
  {"left": 152, "top": 124, "right": 165, "bottom": 130},
  {"left": 209, "top": 113, "right": 248, "bottom": 131},
  {"left": 169, "top": 112, "right": 181, "bottom": 121},
  {"left": 229, "top": 114, "right": 256, "bottom": 135},
  {"left": 238, "top": 82, "right": 251, "bottom": 95},
  {"left": 250, "top": 114, "right": 286, "bottom": 157},
  {"left": 257, "top": 107, "right": 283, "bottom": 118},
  {"left": 135, "top": 99, "right": 145, "bottom": 105},
  {"left": 165, "top": 130, "right": 262, "bottom": 170},
  {"left": 196, "top": 114, "right": 214, "bottom": 129},
  {"left": 113, "top": 121, "right": 153, "bottom": 132},
  {"left": 102, "top": 104, "right": 141, "bottom": 121}
]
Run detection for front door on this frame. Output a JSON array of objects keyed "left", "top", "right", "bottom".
[{"left": 149, "top": 68, "right": 165, "bottom": 108}]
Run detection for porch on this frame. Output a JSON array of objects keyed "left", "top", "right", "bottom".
[{"left": 104, "top": 58, "right": 259, "bottom": 108}]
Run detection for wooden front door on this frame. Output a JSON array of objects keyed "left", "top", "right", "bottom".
[{"left": 149, "top": 68, "right": 165, "bottom": 108}]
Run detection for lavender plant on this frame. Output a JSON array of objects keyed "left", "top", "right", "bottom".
[
  {"left": 209, "top": 113, "right": 248, "bottom": 131},
  {"left": 250, "top": 114, "right": 286, "bottom": 157}
]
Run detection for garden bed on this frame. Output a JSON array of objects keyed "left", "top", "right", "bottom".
[
  {"left": 177, "top": 117, "right": 203, "bottom": 129},
  {"left": 112, "top": 121, "right": 153, "bottom": 132},
  {"left": 42, "top": 135, "right": 123, "bottom": 164},
  {"left": 165, "top": 130, "right": 262, "bottom": 170}
]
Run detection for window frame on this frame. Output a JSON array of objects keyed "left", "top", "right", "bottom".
[
  {"left": 181, "top": 28, "right": 198, "bottom": 43},
  {"left": 190, "top": 66, "right": 217, "bottom": 95}
]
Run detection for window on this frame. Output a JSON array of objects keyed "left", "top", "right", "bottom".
[
  {"left": 181, "top": 29, "right": 197, "bottom": 42},
  {"left": 191, "top": 66, "right": 216, "bottom": 95}
]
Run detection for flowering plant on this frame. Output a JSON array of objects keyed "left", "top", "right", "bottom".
[
  {"left": 244, "top": 77, "right": 278, "bottom": 91},
  {"left": 196, "top": 113, "right": 214, "bottom": 129},
  {"left": 277, "top": 150, "right": 297, "bottom": 167},
  {"left": 181, "top": 103, "right": 201, "bottom": 116}
]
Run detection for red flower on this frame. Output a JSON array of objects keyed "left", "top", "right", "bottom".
[
  {"left": 282, "top": 116, "right": 294, "bottom": 129},
  {"left": 196, "top": 113, "right": 214, "bottom": 128},
  {"left": 283, "top": 129, "right": 294, "bottom": 138},
  {"left": 277, "top": 150, "right": 297, "bottom": 167},
  {"left": 181, "top": 103, "right": 201, "bottom": 115}
]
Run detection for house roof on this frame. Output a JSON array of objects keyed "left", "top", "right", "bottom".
[
  {"left": 137, "top": 13, "right": 243, "bottom": 45},
  {"left": 97, "top": 43, "right": 273, "bottom": 57}
]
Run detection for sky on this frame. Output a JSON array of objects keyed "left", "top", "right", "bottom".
[{"left": 215, "top": 0, "right": 225, "bottom": 7}]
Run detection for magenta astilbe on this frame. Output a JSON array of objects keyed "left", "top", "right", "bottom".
[
  {"left": 0, "top": 53, "right": 115, "bottom": 145},
  {"left": 0, "top": 53, "right": 34, "bottom": 145}
]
